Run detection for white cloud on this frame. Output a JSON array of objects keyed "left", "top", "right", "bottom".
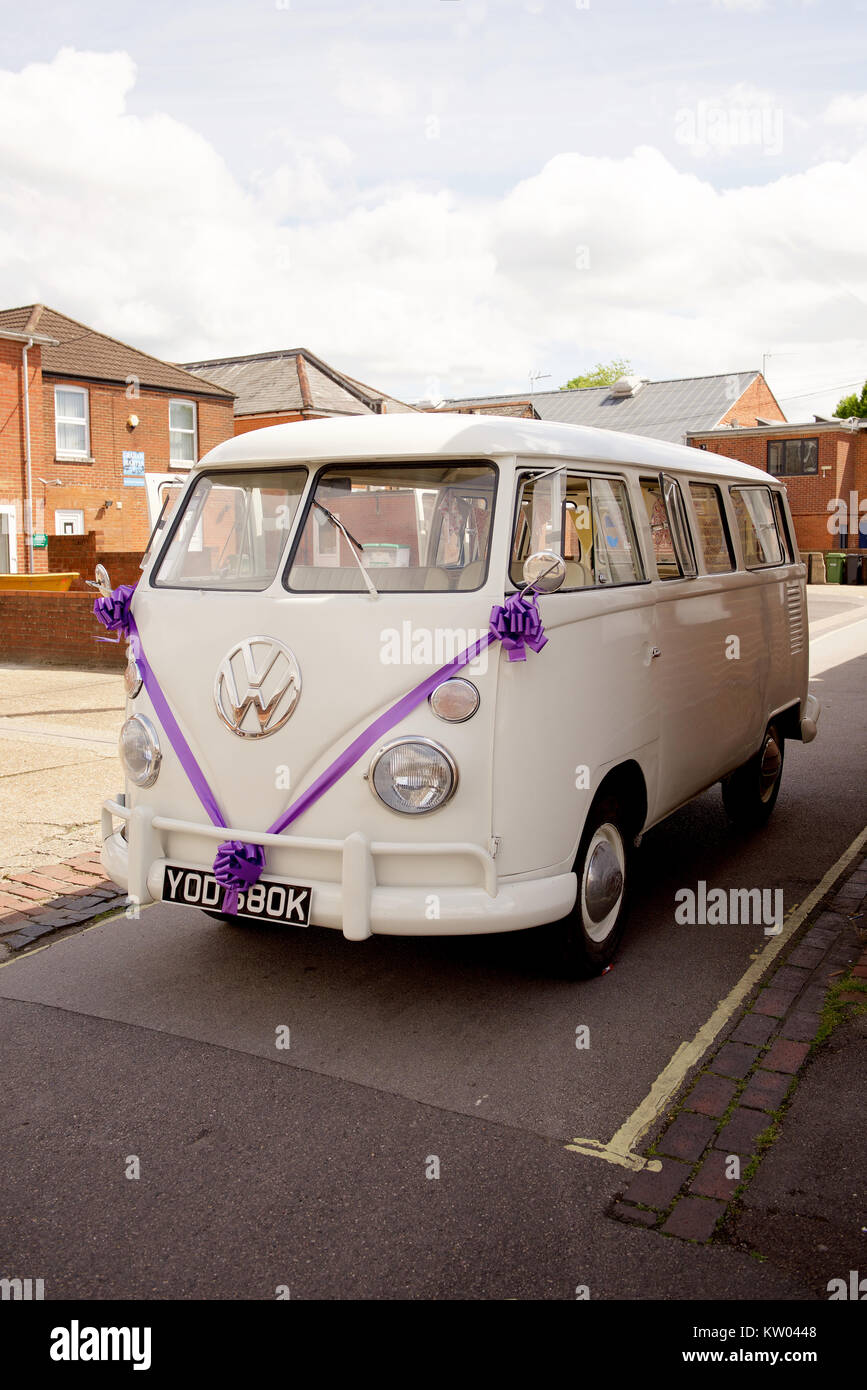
[
  {"left": 328, "top": 42, "right": 416, "bottom": 120},
  {"left": 823, "top": 93, "right": 867, "bottom": 126},
  {"left": 0, "top": 47, "right": 864, "bottom": 415}
]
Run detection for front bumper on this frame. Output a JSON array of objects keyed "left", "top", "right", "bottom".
[
  {"left": 101, "top": 797, "right": 577, "bottom": 939},
  {"left": 800, "top": 692, "right": 820, "bottom": 743}
]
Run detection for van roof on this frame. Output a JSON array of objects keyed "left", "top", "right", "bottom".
[{"left": 197, "top": 412, "right": 775, "bottom": 484}]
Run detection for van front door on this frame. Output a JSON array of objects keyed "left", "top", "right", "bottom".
[{"left": 492, "top": 465, "right": 660, "bottom": 879}]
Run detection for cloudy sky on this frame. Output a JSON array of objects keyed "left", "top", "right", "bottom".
[{"left": 1, "top": 0, "right": 866, "bottom": 420}]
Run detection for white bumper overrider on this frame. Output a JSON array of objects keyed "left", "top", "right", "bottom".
[
  {"left": 800, "top": 693, "right": 821, "bottom": 743},
  {"left": 101, "top": 797, "right": 577, "bottom": 939}
]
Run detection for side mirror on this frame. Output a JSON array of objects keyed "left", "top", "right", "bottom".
[
  {"left": 86, "top": 563, "right": 112, "bottom": 596},
  {"left": 522, "top": 551, "right": 566, "bottom": 593}
]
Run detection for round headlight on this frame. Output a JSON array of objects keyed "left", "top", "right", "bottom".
[
  {"left": 123, "top": 658, "right": 143, "bottom": 698},
  {"left": 369, "top": 738, "right": 457, "bottom": 815},
  {"left": 119, "top": 714, "right": 161, "bottom": 788},
  {"left": 429, "top": 678, "right": 479, "bottom": 723}
]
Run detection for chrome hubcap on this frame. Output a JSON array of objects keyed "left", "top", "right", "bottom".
[
  {"left": 581, "top": 824, "right": 626, "bottom": 943},
  {"left": 759, "top": 734, "right": 782, "bottom": 802}
]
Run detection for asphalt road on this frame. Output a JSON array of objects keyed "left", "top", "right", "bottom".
[{"left": 1, "top": 589, "right": 866, "bottom": 1300}]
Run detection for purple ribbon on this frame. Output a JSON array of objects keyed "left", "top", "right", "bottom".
[
  {"left": 93, "top": 583, "right": 136, "bottom": 642},
  {"left": 213, "top": 840, "right": 267, "bottom": 915},
  {"left": 101, "top": 582, "right": 546, "bottom": 911},
  {"left": 489, "top": 589, "right": 547, "bottom": 662}
]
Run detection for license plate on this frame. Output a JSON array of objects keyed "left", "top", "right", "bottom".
[{"left": 162, "top": 864, "right": 311, "bottom": 926}]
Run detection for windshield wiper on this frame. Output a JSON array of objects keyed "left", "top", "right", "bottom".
[{"left": 313, "top": 500, "right": 379, "bottom": 599}]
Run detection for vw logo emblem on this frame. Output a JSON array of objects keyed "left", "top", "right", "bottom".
[{"left": 214, "top": 636, "right": 301, "bottom": 739}]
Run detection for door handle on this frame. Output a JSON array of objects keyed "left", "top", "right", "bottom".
[{"left": 650, "top": 646, "right": 662, "bottom": 659}]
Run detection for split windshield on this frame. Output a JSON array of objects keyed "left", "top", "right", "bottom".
[
  {"left": 153, "top": 469, "right": 307, "bottom": 590},
  {"left": 285, "top": 462, "right": 497, "bottom": 592}
]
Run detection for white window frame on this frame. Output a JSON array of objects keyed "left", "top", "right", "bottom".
[
  {"left": 0, "top": 503, "right": 18, "bottom": 574},
  {"left": 54, "top": 385, "right": 90, "bottom": 460},
  {"left": 55, "top": 508, "right": 85, "bottom": 536},
  {"left": 169, "top": 398, "right": 198, "bottom": 468}
]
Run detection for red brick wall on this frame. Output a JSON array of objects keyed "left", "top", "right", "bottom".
[
  {"left": 0, "top": 592, "right": 127, "bottom": 670},
  {"left": 40, "top": 377, "right": 234, "bottom": 553},
  {"left": 45, "top": 533, "right": 142, "bottom": 589},
  {"left": 233, "top": 411, "right": 309, "bottom": 435},
  {"left": 719, "top": 375, "right": 786, "bottom": 428},
  {"left": 689, "top": 428, "right": 867, "bottom": 554}
]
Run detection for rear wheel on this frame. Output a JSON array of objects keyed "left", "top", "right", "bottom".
[
  {"left": 721, "top": 722, "right": 784, "bottom": 828},
  {"left": 549, "top": 794, "right": 630, "bottom": 978}
]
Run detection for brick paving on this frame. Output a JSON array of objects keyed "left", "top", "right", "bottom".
[
  {"left": 0, "top": 850, "right": 125, "bottom": 953},
  {"left": 612, "top": 855, "right": 867, "bottom": 1242}
]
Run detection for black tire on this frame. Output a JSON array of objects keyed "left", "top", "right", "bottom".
[
  {"left": 202, "top": 909, "right": 250, "bottom": 927},
  {"left": 721, "top": 722, "right": 784, "bottom": 829},
  {"left": 549, "top": 793, "right": 630, "bottom": 978}
]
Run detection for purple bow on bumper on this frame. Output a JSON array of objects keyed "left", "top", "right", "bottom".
[
  {"left": 93, "top": 583, "right": 136, "bottom": 640},
  {"left": 213, "top": 840, "right": 267, "bottom": 915},
  {"left": 489, "top": 590, "right": 548, "bottom": 662}
]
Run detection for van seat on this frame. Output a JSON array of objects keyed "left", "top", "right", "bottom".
[
  {"left": 288, "top": 565, "right": 452, "bottom": 592},
  {"left": 564, "top": 560, "right": 592, "bottom": 588}
]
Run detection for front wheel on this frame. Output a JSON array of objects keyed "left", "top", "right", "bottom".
[
  {"left": 721, "top": 722, "right": 784, "bottom": 829},
  {"left": 202, "top": 909, "right": 250, "bottom": 927},
  {"left": 548, "top": 794, "right": 630, "bottom": 978}
]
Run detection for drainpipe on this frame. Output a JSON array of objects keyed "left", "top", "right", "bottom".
[{"left": 22, "top": 338, "right": 34, "bottom": 574}]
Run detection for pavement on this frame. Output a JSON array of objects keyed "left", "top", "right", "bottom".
[
  {"left": 0, "top": 581, "right": 866, "bottom": 1302},
  {"left": 0, "top": 665, "right": 124, "bottom": 871}
]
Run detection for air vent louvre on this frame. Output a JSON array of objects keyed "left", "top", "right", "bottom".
[{"left": 786, "top": 580, "right": 805, "bottom": 655}]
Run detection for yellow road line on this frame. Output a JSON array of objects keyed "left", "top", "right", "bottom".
[{"left": 567, "top": 823, "right": 867, "bottom": 1173}]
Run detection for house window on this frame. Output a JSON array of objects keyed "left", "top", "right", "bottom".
[
  {"left": 169, "top": 399, "right": 198, "bottom": 467},
  {"left": 55, "top": 386, "right": 90, "bottom": 458},
  {"left": 767, "top": 438, "right": 818, "bottom": 476},
  {"left": 55, "top": 509, "right": 85, "bottom": 536}
]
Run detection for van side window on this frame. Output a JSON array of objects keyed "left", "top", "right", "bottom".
[
  {"left": 639, "top": 477, "right": 696, "bottom": 579},
  {"left": 510, "top": 472, "right": 643, "bottom": 589},
  {"left": 689, "top": 482, "right": 734, "bottom": 574},
  {"left": 772, "top": 491, "right": 795, "bottom": 561},
  {"left": 591, "top": 478, "right": 644, "bottom": 585},
  {"left": 730, "top": 486, "right": 784, "bottom": 568}
]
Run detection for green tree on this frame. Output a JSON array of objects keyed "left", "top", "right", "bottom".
[
  {"left": 833, "top": 379, "right": 867, "bottom": 419},
  {"left": 560, "top": 358, "right": 634, "bottom": 391}
]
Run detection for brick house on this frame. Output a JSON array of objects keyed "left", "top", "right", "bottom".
[
  {"left": 429, "top": 371, "right": 785, "bottom": 443},
  {"left": 182, "top": 347, "right": 416, "bottom": 435},
  {"left": 0, "top": 305, "right": 235, "bottom": 575},
  {"left": 687, "top": 419, "right": 867, "bottom": 555}
]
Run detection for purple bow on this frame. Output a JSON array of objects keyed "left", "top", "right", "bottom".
[
  {"left": 93, "top": 583, "right": 136, "bottom": 640},
  {"left": 213, "top": 839, "right": 266, "bottom": 915},
  {"left": 489, "top": 590, "right": 547, "bottom": 662}
]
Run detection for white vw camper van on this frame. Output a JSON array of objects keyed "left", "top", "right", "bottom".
[{"left": 100, "top": 414, "right": 819, "bottom": 975}]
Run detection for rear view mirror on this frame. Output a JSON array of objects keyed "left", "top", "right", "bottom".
[{"left": 323, "top": 476, "right": 353, "bottom": 497}]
